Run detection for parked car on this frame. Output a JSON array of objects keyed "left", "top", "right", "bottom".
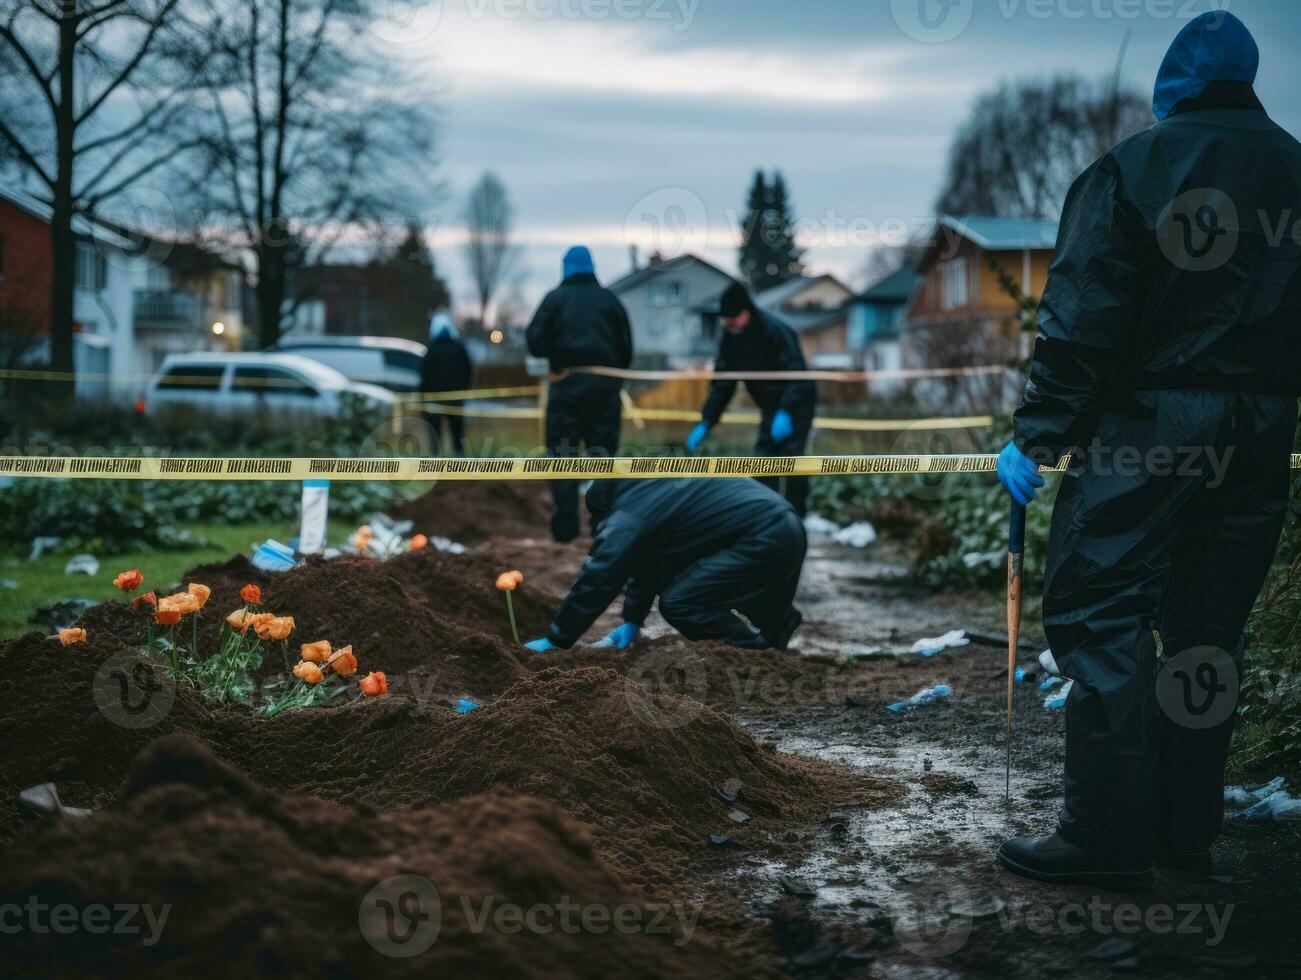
[
  {"left": 270, "top": 336, "right": 427, "bottom": 392},
  {"left": 143, "top": 352, "right": 395, "bottom": 420}
]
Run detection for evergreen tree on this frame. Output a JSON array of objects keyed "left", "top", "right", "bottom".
[
  {"left": 737, "top": 169, "right": 803, "bottom": 292},
  {"left": 372, "top": 222, "right": 451, "bottom": 341}
]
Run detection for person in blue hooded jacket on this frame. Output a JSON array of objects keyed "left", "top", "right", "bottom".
[
  {"left": 527, "top": 246, "right": 633, "bottom": 541},
  {"left": 420, "top": 312, "right": 473, "bottom": 455},
  {"left": 996, "top": 12, "right": 1301, "bottom": 889}
]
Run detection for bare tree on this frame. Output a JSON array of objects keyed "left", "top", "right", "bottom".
[
  {"left": 184, "top": 0, "right": 439, "bottom": 348},
  {"left": 0, "top": 0, "right": 201, "bottom": 387},
  {"left": 936, "top": 73, "right": 1152, "bottom": 221},
  {"left": 462, "top": 171, "right": 515, "bottom": 326}
]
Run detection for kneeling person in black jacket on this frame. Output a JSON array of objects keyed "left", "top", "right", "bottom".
[{"left": 523, "top": 478, "right": 807, "bottom": 653}]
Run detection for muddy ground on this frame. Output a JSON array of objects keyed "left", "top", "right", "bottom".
[{"left": 2, "top": 480, "right": 1298, "bottom": 978}]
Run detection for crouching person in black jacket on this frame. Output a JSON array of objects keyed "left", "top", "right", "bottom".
[{"left": 522, "top": 478, "right": 807, "bottom": 653}]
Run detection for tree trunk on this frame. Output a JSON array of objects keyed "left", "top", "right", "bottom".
[
  {"left": 49, "top": 5, "right": 79, "bottom": 398},
  {"left": 256, "top": 241, "right": 285, "bottom": 349}
]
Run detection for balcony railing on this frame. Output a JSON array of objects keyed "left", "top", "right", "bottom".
[{"left": 134, "top": 290, "right": 202, "bottom": 330}]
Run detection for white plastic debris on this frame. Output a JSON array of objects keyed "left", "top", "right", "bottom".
[
  {"left": 911, "top": 629, "right": 969, "bottom": 656},
  {"left": 1225, "top": 777, "right": 1285, "bottom": 808},
  {"left": 29, "top": 537, "right": 62, "bottom": 561},
  {"left": 1044, "top": 679, "right": 1073, "bottom": 709},
  {"left": 251, "top": 539, "right": 299, "bottom": 573},
  {"left": 63, "top": 554, "right": 99, "bottom": 576},
  {"left": 429, "top": 535, "right": 467, "bottom": 555},
  {"left": 888, "top": 684, "right": 951, "bottom": 712},
  {"left": 962, "top": 550, "right": 1002, "bottom": 570},
  {"left": 803, "top": 513, "right": 840, "bottom": 538},
  {"left": 833, "top": 521, "right": 878, "bottom": 548},
  {"left": 0, "top": 579, "right": 18, "bottom": 590},
  {"left": 1237, "top": 790, "right": 1301, "bottom": 821},
  {"left": 1039, "top": 649, "right": 1061, "bottom": 675}
]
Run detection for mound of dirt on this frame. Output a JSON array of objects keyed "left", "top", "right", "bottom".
[
  {"left": 0, "top": 736, "right": 768, "bottom": 979},
  {"left": 0, "top": 630, "right": 893, "bottom": 896},
  {"left": 389, "top": 481, "right": 552, "bottom": 546},
  {"left": 79, "top": 546, "right": 563, "bottom": 702}
]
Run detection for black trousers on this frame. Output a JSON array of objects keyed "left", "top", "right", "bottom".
[
  {"left": 423, "top": 410, "right": 465, "bottom": 455},
  {"left": 657, "top": 509, "right": 807, "bottom": 650},
  {"left": 1042, "top": 390, "right": 1293, "bottom": 859},
  {"left": 546, "top": 375, "right": 622, "bottom": 542},
  {"left": 755, "top": 416, "right": 812, "bottom": 517}
]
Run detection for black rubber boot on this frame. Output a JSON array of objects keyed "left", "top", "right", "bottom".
[
  {"left": 997, "top": 834, "right": 1154, "bottom": 890},
  {"left": 1148, "top": 848, "right": 1213, "bottom": 875}
]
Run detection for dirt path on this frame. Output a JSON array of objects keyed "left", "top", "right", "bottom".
[{"left": 710, "top": 542, "right": 1301, "bottom": 978}]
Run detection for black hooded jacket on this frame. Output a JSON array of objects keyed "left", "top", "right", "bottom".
[
  {"left": 546, "top": 478, "right": 798, "bottom": 647},
  {"left": 526, "top": 273, "right": 633, "bottom": 371},
  {"left": 701, "top": 308, "right": 817, "bottom": 426},
  {"left": 420, "top": 334, "right": 472, "bottom": 394},
  {"left": 1014, "top": 85, "right": 1301, "bottom": 460}
]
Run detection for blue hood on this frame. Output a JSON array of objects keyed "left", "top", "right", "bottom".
[
  {"left": 562, "top": 246, "right": 595, "bottom": 280},
  {"left": 1153, "top": 11, "right": 1259, "bottom": 121},
  {"left": 428, "top": 312, "right": 458, "bottom": 342}
]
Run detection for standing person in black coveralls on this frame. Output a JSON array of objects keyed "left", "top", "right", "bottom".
[
  {"left": 420, "top": 312, "right": 473, "bottom": 455},
  {"left": 521, "top": 478, "right": 806, "bottom": 653},
  {"left": 687, "top": 282, "right": 817, "bottom": 515},
  {"left": 527, "top": 245, "right": 633, "bottom": 542},
  {"left": 995, "top": 12, "right": 1301, "bottom": 889}
]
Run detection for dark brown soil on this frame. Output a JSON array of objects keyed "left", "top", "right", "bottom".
[
  {"left": 389, "top": 481, "right": 553, "bottom": 546},
  {"left": 0, "top": 621, "right": 889, "bottom": 899},
  {"left": 0, "top": 735, "right": 771, "bottom": 979}
]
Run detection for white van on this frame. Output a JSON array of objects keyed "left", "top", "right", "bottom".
[
  {"left": 270, "top": 336, "right": 427, "bottom": 392},
  {"left": 144, "top": 352, "right": 396, "bottom": 420}
]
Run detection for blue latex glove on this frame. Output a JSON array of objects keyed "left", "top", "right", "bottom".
[
  {"left": 524, "top": 637, "right": 556, "bottom": 653},
  {"left": 686, "top": 421, "right": 711, "bottom": 453},
  {"left": 770, "top": 409, "right": 794, "bottom": 443},
  {"left": 997, "top": 441, "right": 1045, "bottom": 506},
  {"left": 594, "top": 622, "right": 641, "bottom": 650}
]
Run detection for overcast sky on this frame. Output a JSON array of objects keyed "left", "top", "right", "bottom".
[{"left": 375, "top": 0, "right": 1301, "bottom": 315}]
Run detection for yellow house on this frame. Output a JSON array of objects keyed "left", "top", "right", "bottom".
[{"left": 907, "top": 215, "right": 1058, "bottom": 359}]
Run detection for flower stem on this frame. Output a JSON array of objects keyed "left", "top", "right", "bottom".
[{"left": 505, "top": 591, "right": 520, "bottom": 645}]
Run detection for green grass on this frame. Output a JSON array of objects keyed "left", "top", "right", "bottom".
[{"left": 0, "top": 519, "right": 359, "bottom": 639}]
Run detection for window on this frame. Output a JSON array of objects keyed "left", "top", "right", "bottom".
[
  {"left": 941, "top": 258, "right": 969, "bottom": 310},
  {"left": 158, "top": 365, "right": 226, "bottom": 391},
  {"left": 75, "top": 243, "right": 108, "bottom": 291},
  {"left": 232, "top": 366, "right": 318, "bottom": 397},
  {"left": 649, "top": 280, "right": 684, "bottom": 308}
]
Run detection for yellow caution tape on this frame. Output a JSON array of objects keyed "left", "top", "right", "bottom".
[
  {"left": 401, "top": 385, "right": 543, "bottom": 403},
  {"left": 0, "top": 453, "right": 1095, "bottom": 482},
  {"left": 568, "top": 365, "right": 1007, "bottom": 382},
  {"left": 2, "top": 454, "right": 1295, "bottom": 482},
  {"left": 419, "top": 403, "right": 994, "bottom": 431}
]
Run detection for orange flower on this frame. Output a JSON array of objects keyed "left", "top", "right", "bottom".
[
  {"left": 113, "top": 569, "right": 143, "bottom": 592},
  {"left": 155, "top": 609, "right": 182, "bottom": 626},
  {"left": 300, "top": 640, "right": 332, "bottom": 664},
  {"left": 226, "top": 607, "right": 272, "bottom": 634},
  {"left": 359, "top": 671, "right": 388, "bottom": 697},
  {"left": 255, "top": 615, "right": 295, "bottom": 641},
  {"left": 186, "top": 583, "right": 212, "bottom": 609},
  {"left": 240, "top": 583, "right": 262, "bottom": 604},
  {"left": 327, "top": 645, "right": 358, "bottom": 678},
  {"left": 410, "top": 534, "right": 428, "bottom": 551},
  {"left": 158, "top": 592, "right": 201, "bottom": 616},
  {"left": 495, "top": 570, "right": 524, "bottom": 591},
  {"left": 131, "top": 591, "right": 158, "bottom": 612},
  {"left": 293, "top": 661, "right": 325, "bottom": 685},
  {"left": 355, "top": 525, "right": 373, "bottom": 552},
  {"left": 57, "top": 627, "right": 87, "bottom": 646}
]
